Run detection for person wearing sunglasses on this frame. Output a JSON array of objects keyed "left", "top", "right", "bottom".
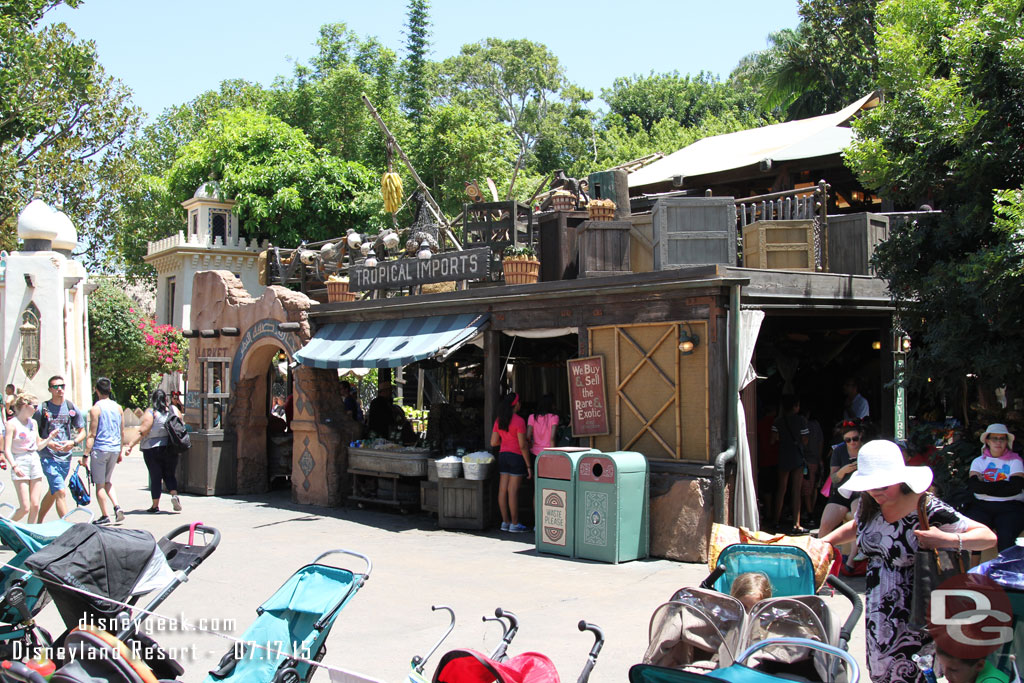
[
  {"left": 33, "top": 375, "right": 85, "bottom": 522},
  {"left": 817, "top": 419, "right": 867, "bottom": 571},
  {"left": 965, "top": 423, "right": 1024, "bottom": 551}
]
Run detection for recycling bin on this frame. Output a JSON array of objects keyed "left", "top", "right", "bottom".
[
  {"left": 575, "top": 451, "right": 649, "bottom": 563},
  {"left": 534, "top": 447, "right": 596, "bottom": 557}
]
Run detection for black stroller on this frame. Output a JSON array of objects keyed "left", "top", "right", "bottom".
[{"left": 1, "top": 521, "right": 219, "bottom": 681}]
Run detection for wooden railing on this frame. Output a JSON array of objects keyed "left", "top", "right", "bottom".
[{"left": 733, "top": 180, "right": 831, "bottom": 270}]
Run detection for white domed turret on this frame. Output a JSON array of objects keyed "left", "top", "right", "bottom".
[
  {"left": 17, "top": 194, "right": 58, "bottom": 251},
  {"left": 51, "top": 208, "right": 78, "bottom": 255},
  {"left": 194, "top": 181, "right": 222, "bottom": 200}
]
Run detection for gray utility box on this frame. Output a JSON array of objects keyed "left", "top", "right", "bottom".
[
  {"left": 652, "top": 197, "right": 737, "bottom": 269},
  {"left": 826, "top": 212, "right": 890, "bottom": 275}
]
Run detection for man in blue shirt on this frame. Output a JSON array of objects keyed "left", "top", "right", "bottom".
[{"left": 34, "top": 375, "right": 85, "bottom": 521}]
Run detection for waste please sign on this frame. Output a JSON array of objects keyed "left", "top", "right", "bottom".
[{"left": 567, "top": 355, "right": 609, "bottom": 437}]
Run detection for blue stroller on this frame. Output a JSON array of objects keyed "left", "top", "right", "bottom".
[
  {"left": 205, "top": 549, "right": 373, "bottom": 683},
  {"left": 641, "top": 544, "right": 862, "bottom": 683}
]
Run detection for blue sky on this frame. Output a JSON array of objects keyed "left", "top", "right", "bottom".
[{"left": 47, "top": 1, "right": 800, "bottom": 122}]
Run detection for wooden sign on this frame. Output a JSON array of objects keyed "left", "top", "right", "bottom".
[
  {"left": 349, "top": 247, "right": 491, "bottom": 291},
  {"left": 567, "top": 355, "right": 610, "bottom": 437}
]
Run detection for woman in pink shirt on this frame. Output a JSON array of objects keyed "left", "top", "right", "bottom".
[
  {"left": 491, "top": 393, "right": 530, "bottom": 533},
  {"left": 527, "top": 394, "right": 559, "bottom": 457}
]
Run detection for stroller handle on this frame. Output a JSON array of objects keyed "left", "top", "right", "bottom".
[
  {"left": 312, "top": 549, "right": 373, "bottom": 580},
  {"left": 699, "top": 565, "right": 727, "bottom": 590},
  {"left": 412, "top": 605, "right": 456, "bottom": 674},
  {"left": 485, "top": 608, "right": 519, "bottom": 662},
  {"left": 61, "top": 506, "right": 95, "bottom": 523},
  {"left": 0, "top": 661, "right": 48, "bottom": 683},
  {"left": 825, "top": 574, "right": 864, "bottom": 646},
  {"left": 575, "top": 621, "right": 604, "bottom": 683},
  {"left": 161, "top": 523, "right": 222, "bottom": 565},
  {"left": 735, "top": 638, "right": 859, "bottom": 683}
]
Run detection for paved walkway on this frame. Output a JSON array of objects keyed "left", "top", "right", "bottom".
[{"left": 0, "top": 453, "right": 867, "bottom": 682}]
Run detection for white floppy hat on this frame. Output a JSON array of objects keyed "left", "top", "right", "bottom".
[
  {"left": 980, "top": 423, "right": 1015, "bottom": 449},
  {"left": 839, "top": 439, "right": 933, "bottom": 496}
]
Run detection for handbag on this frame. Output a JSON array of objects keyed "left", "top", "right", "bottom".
[{"left": 909, "top": 494, "right": 969, "bottom": 630}]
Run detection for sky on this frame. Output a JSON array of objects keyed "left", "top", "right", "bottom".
[{"left": 46, "top": 1, "right": 801, "bottom": 123}]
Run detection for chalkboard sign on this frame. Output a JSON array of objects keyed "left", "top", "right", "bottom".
[{"left": 567, "top": 355, "right": 610, "bottom": 437}]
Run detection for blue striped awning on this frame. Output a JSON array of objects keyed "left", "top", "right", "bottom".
[{"left": 294, "top": 314, "right": 488, "bottom": 369}]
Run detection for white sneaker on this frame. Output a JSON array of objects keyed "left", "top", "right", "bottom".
[
  {"left": 500, "top": 522, "right": 510, "bottom": 532},
  {"left": 171, "top": 495, "right": 182, "bottom": 512},
  {"left": 114, "top": 507, "right": 125, "bottom": 523}
]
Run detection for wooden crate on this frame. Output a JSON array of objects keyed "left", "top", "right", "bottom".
[
  {"left": 578, "top": 220, "right": 631, "bottom": 278},
  {"left": 826, "top": 212, "right": 889, "bottom": 275},
  {"left": 652, "top": 198, "right": 737, "bottom": 269},
  {"left": 742, "top": 220, "right": 815, "bottom": 271},
  {"left": 438, "top": 477, "right": 495, "bottom": 530},
  {"left": 420, "top": 480, "right": 438, "bottom": 514},
  {"left": 536, "top": 210, "right": 588, "bottom": 281}
]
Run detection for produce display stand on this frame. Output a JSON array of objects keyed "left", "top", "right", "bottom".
[{"left": 347, "top": 446, "right": 430, "bottom": 513}]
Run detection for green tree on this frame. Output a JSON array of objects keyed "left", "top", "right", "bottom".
[
  {"left": 402, "top": 0, "right": 432, "bottom": 124},
  {"left": 166, "top": 108, "right": 381, "bottom": 247},
  {"left": 844, "top": 0, "right": 1024, "bottom": 406},
  {"left": 732, "top": 0, "right": 879, "bottom": 119},
  {"left": 88, "top": 280, "right": 161, "bottom": 409},
  {"left": 1, "top": 0, "right": 142, "bottom": 265}
]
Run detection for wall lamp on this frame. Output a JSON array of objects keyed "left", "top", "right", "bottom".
[{"left": 678, "top": 322, "right": 700, "bottom": 355}]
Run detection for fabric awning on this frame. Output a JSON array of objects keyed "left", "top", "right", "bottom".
[{"left": 295, "top": 313, "right": 488, "bottom": 369}]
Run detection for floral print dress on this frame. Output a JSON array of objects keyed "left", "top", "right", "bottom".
[{"left": 858, "top": 495, "right": 969, "bottom": 683}]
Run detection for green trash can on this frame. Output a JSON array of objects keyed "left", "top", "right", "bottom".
[
  {"left": 575, "top": 451, "right": 649, "bottom": 563},
  {"left": 534, "top": 447, "right": 596, "bottom": 557}
]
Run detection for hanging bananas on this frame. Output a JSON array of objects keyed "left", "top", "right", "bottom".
[{"left": 381, "top": 172, "right": 404, "bottom": 214}]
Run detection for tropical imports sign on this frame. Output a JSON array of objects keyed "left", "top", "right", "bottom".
[
  {"left": 349, "top": 247, "right": 491, "bottom": 291},
  {"left": 567, "top": 355, "right": 610, "bottom": 437}
]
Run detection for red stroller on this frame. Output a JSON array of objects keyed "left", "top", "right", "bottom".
[{"left": 432, "top": 619, "right": 604, "bottom": 683}]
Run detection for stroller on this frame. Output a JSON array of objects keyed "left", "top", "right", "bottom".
[
  {"left": 205, "top": 548, "right": 372, "bottom": 683},
  {"left": 0, "top": 509, "right": 93, "bottom": 658},
  {"left": 642, "top": 544, "right": 861, "bottom": 683},
  {"left": 3, "top": 521, "right": 220, "bottom": 681},
  {"left": 432, "top": 615, "right": 605, "bottom": 683}
]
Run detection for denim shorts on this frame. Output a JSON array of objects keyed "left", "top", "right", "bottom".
[
  {"left": 498, "top": 451, "right": 528, "bottom": 477},
  {"left": 40, "top": 456, "right": 70, "bottom": 493}
]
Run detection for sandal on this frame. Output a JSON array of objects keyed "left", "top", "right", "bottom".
[{"left": 790, "top": 526, "right": 809, "bottom": 535}]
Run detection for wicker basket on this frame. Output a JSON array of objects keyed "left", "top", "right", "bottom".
[
  {"left": 326, "top": 280, "right": 357, "bottom": 303},
  {"left": 502, "top": 257, "right": 540, "bottom": 285},
  {"left": 462, "top": 461, "right": 493, "bottom": 481},
  {"left": 436, "top": 460, "right": 463, "bottom": 479},
  {"left": 551, "top": 191, "right": 576, "bottom": 211},
  {"left": 587, "top": 199, "right": 616, "bottom": 222}
]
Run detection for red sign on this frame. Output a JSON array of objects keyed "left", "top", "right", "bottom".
[{"left": 567, "top": 355, "right": 610, "bottom": 437}]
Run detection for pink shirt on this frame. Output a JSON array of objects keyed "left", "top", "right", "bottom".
[
  {"left": 493, "top": 414, "right": 527, "bottom": 454},
  {"left": 528, "top": 413, "right": 559, "bottom": 455}
]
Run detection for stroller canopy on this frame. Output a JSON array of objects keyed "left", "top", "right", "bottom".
[
  {"left": 433, "top": 650, "right": 560, "bottom": 683},
  {"left": 25, "top": 524, "right": 174, "bottom": 604}
]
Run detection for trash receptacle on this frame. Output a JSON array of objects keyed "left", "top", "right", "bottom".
[
  {"left": 575, "top": 451, "right": 649, "bottom": 563},
  {"left": 534, "top": 447, "right": 596, "bottom": 557}
]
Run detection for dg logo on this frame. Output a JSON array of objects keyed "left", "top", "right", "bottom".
[{"left": 928, "top": 573, "right": 1013, "bottom": 659}]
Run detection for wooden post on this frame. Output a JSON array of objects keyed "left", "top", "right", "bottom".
[
  {"left": 484, "top": 329, "right": 500, "bottom": 447},
  {"left": 361, "top": 94, "right": 463, "bottom": 251}
]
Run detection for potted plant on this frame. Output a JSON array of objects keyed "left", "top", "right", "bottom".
[
  {"left": 502, "top": 245, "right": 540, "bottom": 285},
  {"left": 326, "top": 274, "right": 357, "bottom": 303}
]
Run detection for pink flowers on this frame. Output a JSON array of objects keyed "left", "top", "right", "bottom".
[{"left": 131, "top": 315, "right": 188, "bottom": 372}]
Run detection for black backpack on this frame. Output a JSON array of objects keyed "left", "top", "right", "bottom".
[{"left": 165, "top": 413, "right": 191, "bottom": 452}]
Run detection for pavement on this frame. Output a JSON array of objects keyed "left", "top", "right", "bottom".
[{"left": 0, "top": 452, "right": 868, "bottom": 682}]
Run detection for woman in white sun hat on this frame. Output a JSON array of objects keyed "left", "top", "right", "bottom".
[
  {"left": 820, "top": 439, "right": 996, "bottom": 683},
  {"left": 966, "top": 423, "right": 1024, "bottom": 551}
]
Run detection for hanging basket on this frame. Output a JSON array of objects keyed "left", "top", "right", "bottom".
[
  {"left": 326, "top": 280, "right": 357, "bottom": 303},
  {"left": 502, "top": 257, "right": 540, "bottom": 285},
  {"left": 587, "top": 198, "right": 616, "bottom": 222}
]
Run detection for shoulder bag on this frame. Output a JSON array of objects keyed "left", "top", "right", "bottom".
[{"left": 909, "top": 494, "right": 969, "bottom": 630}]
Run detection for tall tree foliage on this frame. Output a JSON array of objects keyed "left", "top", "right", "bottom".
[
  {"left": 402, "top": 0, "right": 431, "bottom": 123},
  {"left": 1, "top": 0, "right": 141, "bottom": 263},
  {"left": 845, "top": 0, "right": 1024, "bottom": 403},
  {"left": 731, "top": 0, "right": 879, "bottom": 119}
]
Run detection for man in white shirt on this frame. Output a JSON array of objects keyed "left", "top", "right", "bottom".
[{"left": 842, "top": 378, "right": 869, "bottom": 421}]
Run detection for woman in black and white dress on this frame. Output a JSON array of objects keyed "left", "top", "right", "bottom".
[{"left": 821, "top": 440, "right": 996, "bottom": 683}]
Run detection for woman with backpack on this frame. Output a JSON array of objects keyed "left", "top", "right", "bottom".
[{"left": 126, "top": 389, "right": 183, "bottom": 513}]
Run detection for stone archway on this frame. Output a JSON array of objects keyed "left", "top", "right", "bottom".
[{"left": 186, "top": 271, "right": 360, "bottom": 505}]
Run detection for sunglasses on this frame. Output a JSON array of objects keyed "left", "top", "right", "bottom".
[
  {"left": 988, "top": 435, "right": 1009, "bottom": 442},
  {"left": 49, "top": 384, "right": 65, "bottom": 390},
  {"left": 844, "top": 436, "right": 861, "bottom": 443}
]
